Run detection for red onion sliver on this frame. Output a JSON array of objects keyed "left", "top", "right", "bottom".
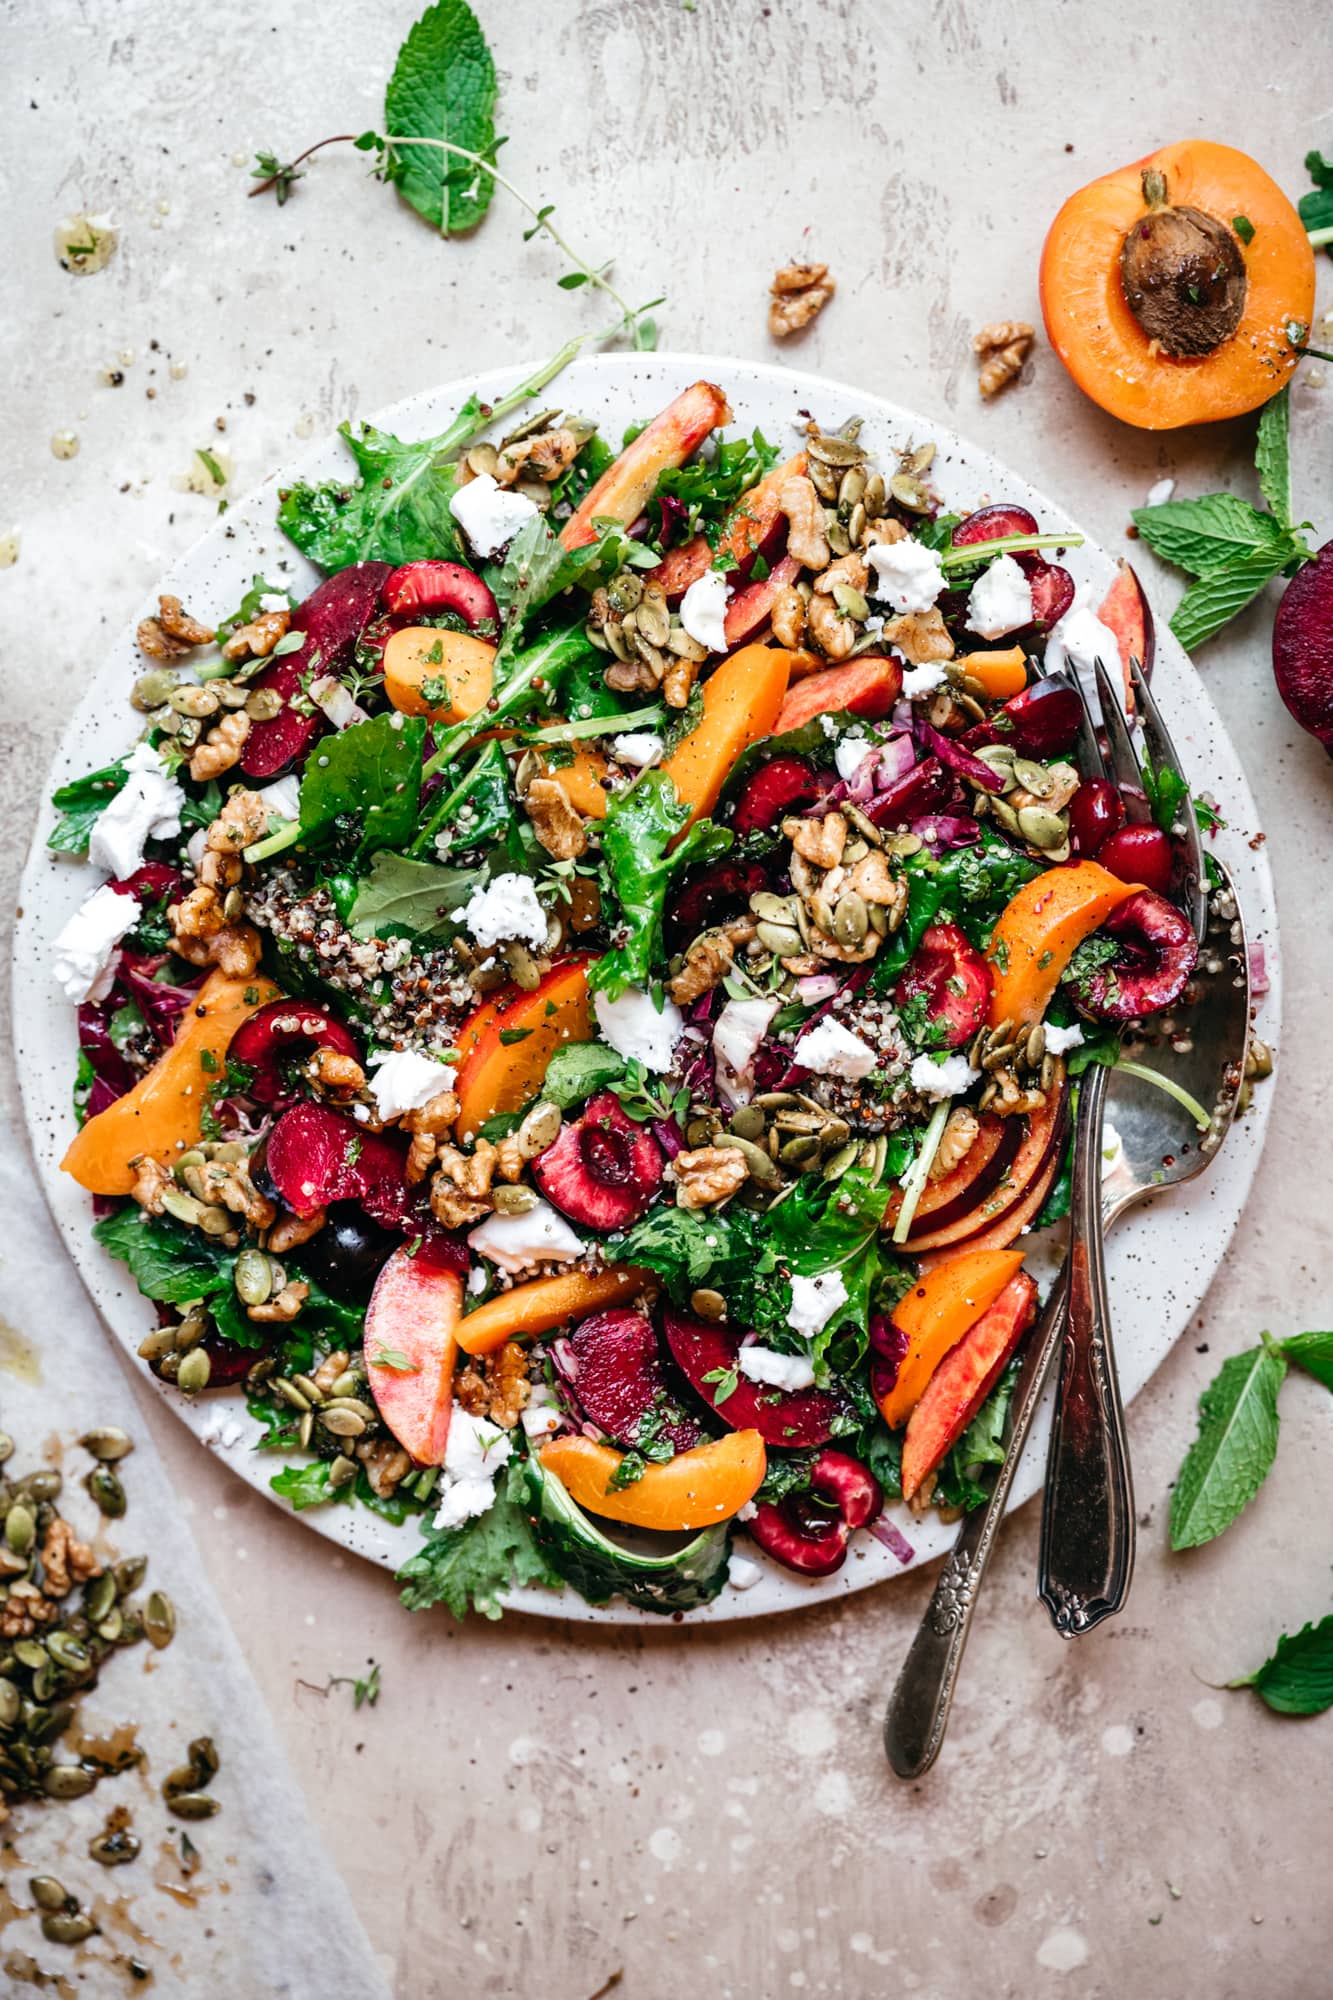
[
  {"left": 1247, "top": 943, "right": 1270, "bottom": 997},
  {"left": 869, "top": 1517, "right": 915, "bottom": 1565},
  {"left": 919, "top": 723, "right": 1005, "bottom": 792}
]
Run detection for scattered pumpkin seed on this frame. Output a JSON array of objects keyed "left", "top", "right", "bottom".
[
  {"left": 690, "top": 1288, "right": 727, "bottom": 1322},
  {"left": 517, "top": 1101, "right": 562, "bottom": 1157},
  {"left": 28, "top": 1875, "right": 70, "bottom": 1912},
  {"left": 79, "top": 1426, "right": 133, "bottom": 1463},
  {"left": 42, "top": 1910, "right": 97, "bottom": 1945},
  {"left": 143, "top": 1591, "right": 176, "bottom": 1650},
  {"left": 5, "top": 1505, "right": 35, "bottom": 1555},
  {"left": 327, "top": 1454, "right": 358, "bottom": 1490},
  {"left": 1012, "top": 756, "right": 1055, "bottom": 798},
  {"left": 169, "top": 1790, "right": 221, "bottom": 1821},
  {"left": 132, "top": 668, "right": 176, "bottom": 711},
  {"left": 245, "top": 686, "right": 283, "bottom": 721},
  {"left": 491, "top": 1185, "right": 539, "bottom": 1215},
  {"left": 85, "top": 1466, "right": 126, "bottom": 1518},
  {"left": 0, "top": 1679, "right": 20, "bottom": 1730},
  {"left": 890, "top": 471, "right": 932, "bottom": 513},
  {"left": 43, "top": 1763, "right": 95, "bottom": 1800},
  {"left": 175, "top": 1348, "right": 211, "bottom": 1396},
  {"left": 728, "top": 1105, "right": 767, "bottom": 1142},
  {"left": 756, "top": 919, "right": 803, "bottom": 958},
  {"left": 89, "top": 1824, "right": 140, "bottom": 1867},
  {"left": 114, "top": 1556, "right": 147, "bottom": 1596},
  {"left": 723, "top": 1136, "right": 781, "bottom": 1187},
  {"left": 319, "top": 1408, "right": 368, "bottom": 1440},
  {"left": 16, "top": 1469, "right": 62, "bottom": 1504},
  {"left": 46, "top": 1632, "right": 92, "bottom": 1676}
]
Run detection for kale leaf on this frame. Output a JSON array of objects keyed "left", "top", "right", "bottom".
[
  {"left": 396, "top": 1461, "right": 558, "bottom": 1621},
  {"left": 92, "top": 1206, "right": 232, "bottom": 1306},
  {"left": 348, "top": 850, "right": 474, "bottom": 939}
]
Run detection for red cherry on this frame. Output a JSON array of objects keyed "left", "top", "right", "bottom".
[
  {"left": 1068, "top": 779, "right": 1125, "bottom": 857},
  {"left": 1097, "top": 824, "right": 1174, "bottom": 896}
]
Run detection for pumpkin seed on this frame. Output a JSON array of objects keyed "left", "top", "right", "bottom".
[
  {"left": 465, "top": 442, "right": 500, "bottom": 478},
  {"left": 1245, "top": 1035, "right": 1273, "bottom": 1080},
  {"left": 862, "top": 471, "right": 887, "bottom": 515},
  {"left": 245, "top": 686, "right": 283, "bottom": 721},
  {"left": 831, "top": 581, "right": 870, "bottom": 621},
  {"left": 689, "top": 1288, "right": 727, "bottom": 1322},
  {"left": 685, "top": 1115, "right": 719, "bottom": 1149},
  {"left": 96, "top": 1610, "right": 124, "bottom": 1645},
  {"left": 90, "top": 1825, "right": 140, "bottom": 1866},
  {"left": 143, "top": 1591, "right": 176, "bottom": 1650},
  {"left": 779, "top": 1134, "right": 820, "bottom": 1166},
  {"left": 29, "top": 1875, "right": 70, "bottom": 1912},
  {"left": 43, "top": 1763, "right": 95, "bottom": 1800},
  {"left": 725, "top": 1106, "right": 765, "bottom": 1143},
  {"left": 636, "top": 592, "right": 671, "bottom": 650},
  {"left": 273, "top": 1379, "right": 311, "bottom": 1412},
  {"left": 5, "top": 1506, "right": 34, "bottom": 1555},
  {"left": 195, "top": 1203, "right": 233, "bottom": 1239},
  {"left": 132, "top": 668, "right": 177, "bottom": 711},
  {"left": 756, "top": 920, "right": 802, "bottom": 958},
  {"left": 807, "top": 429, "right": 866, "bottom": 469},
  {"left": 890, "top": 472, "right": 932, "bottom": 513},
  {"left": 160, "top": 1186, "right": 204, "bottom": 1227},
  {"left": 990, "top": 797, "right": 1021, "bottom": 837},
  {"left": 288, "top": 1374, "right": 322, "bottom": 1406},
  {"left": 860, "top": 1134, "right": 889, "bottom": 1181},
  {"left": 1016, "top": 805, "right": 1068, "bottom": 850},
  {"left": 826, "top": 515, "right": 851, "bottom": 556},
  {"left": 502, "top": 941, "right": 542, "bottom": 991},
  {"left": 233, "top": 1248, "right": 272, "bottom": 1307},
  {"left": 833, "top": 892, "right": 869, "bottom": 945},
  {"left": 1039, "top": 1054, "right": 1057, "bottom": 1094},
  {"left": 175, "top": 1349, "right": 211, "bottom": 1396},
  {"left": 42, "top": 1911, "right": 97, "bottom": 1945},
  {"left": 0, "top": 1679, "right": 19, "bottom": 1730},
  {"left": 16, "top": 1470, "right": 61, "bottom": 1504},
  {"left": 328, "top": 1454, "right": 358, "bottom": 1490},
  {"left": 168, "top": 1790, "right": 220, "bottom": 1821},
  {"left": 79, "top": 1426, "right": 133, "bottom": 1464},
  {"left": 517, "top": 1101, "right": 561, "bottom": 1157},
  {"left": 168, "top": 683, "right": 220, "bottom": 719},
  {"left": 222, "top": 886, "right": 246, "bottom": 924},
  {"left": 46, "top": 1632, "right": 92, "bottom": 1675},
  {"left": 1024, "top": 1024, "right": 1047, "bottom": 1069},
  {"left": 821, "top": 1140, "right": 861, "bottom": 1182},
  {"left": 724, "top": 1136, "right": 781, "bottom": 1186},
  {"left": 328, "top": 1370, "right": 361, "bottom": 1400},
  {"left": 85, "top": 1467, "right": 126, "bottom": 1518},
  {"left": 319, "top": 1408, "right": 368, "bottom": 1440},
  {"left": 750, "top": 890, "right": 797, "bottom": 925},
  {"left": 114, "top": 1556, "right": 147, "bottom": 1596},
  {"left": 1012, "top": 757, "right": 1054, "bottom": 798},
  {"left": 188, "top": 1735, "right": 220, "bottom": 1783},
  {"left": 491, "top": 1185, "right": 539, "bottom": 1215},
  {"left": 882, "top": 830, "right": 924, "bottom": 858}
]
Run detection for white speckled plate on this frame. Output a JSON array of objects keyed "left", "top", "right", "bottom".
[{"left": 13, "top": 353, "right": 1279, "bottom": 1623}]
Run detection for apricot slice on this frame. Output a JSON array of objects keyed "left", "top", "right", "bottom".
[
  {"left": 365, "top": 1246, "right": 462, "bottom": 1465},
  {"left": 901, "top": 1272, "right": 1037, "bottom": 1501},
  {"left": 536, "top": 743, "right": 608, "bottom": 820},
  {"left": 773, "top": 655, "right": 904, "bottom": 735},
  {"left": 456, "top": 1265, "right": 650, "bottom": 1357},
  {"left": 453, "top": 956, "right": 594, "bottom": 1142},
  {"left": 1041, "top": 140, "right": 1314, "bottom": 429},
  {"left": 62, "top": 971, "right": 280, "bottom": 1196},
  {"left": 538, "top": 1430, "right": 766, "bottom": 1530},
  {"left": 658, "top": 643, "right": 793, "bottom": 828},
  {"left": 383, "top": 626, "right": 497, "bottom": 723},
  {"left": 561, "top": 381, "right": 732, "bottom": 551},
  {"left": 959, "top": 648, "right": 1028, "bottom": 700},
  {"left": 876, "top": 1248, "right": 1027, "bottom": 1429},
  {"left": 985, "top": 861, "right": 1138, "bottom": 1030}
]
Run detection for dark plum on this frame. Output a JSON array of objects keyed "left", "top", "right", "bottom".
[
  {"left": 227, "top": 999, "right": 361, "bottom": 1105},
  {"left": 747, "top": 1449, "right": 884, "bottom": 1577},
  {"left": 560, "top": 1309, "right": 705, "bottom": 1453},
  {"left": 1067, "top": 889, "right": 1197, "bottom": 1022},
  {"left": 383, "top": 560, "right": 498, "bottom": 627},
  {"left": 1272, "top": 540, "right": 1333, "bottom": 754},
  {"left": 533, "top": 1092, "right": 663, "bottom": 1230},
  {"left": 1097, "top": 824, "right": 1174, "bottom": 897},
  {"left": 1068, "top": 778, "right": 1124, "bottom": 856},
  {"left": 297, "top": 1202, "right": 400, "bottom": 1299},
  {"left": 731, "top": 755, "right": 826, "bottom": 835},
  {"left": 894, "top": 923, "right": 993, "bottom": 1049},
  {"left": 241, "top": 562, "right": 393, "bottom": 779}
]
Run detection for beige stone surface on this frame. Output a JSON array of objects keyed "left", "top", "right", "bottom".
[{"left": 4, "top": 1, "right": 1333, "bottom": 1994}]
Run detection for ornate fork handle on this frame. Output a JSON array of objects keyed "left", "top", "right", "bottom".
[
  {"left": 1037, "top": 1060, "right": 1135, "bottom": 1635},
  {"left": 884, "top": 1272, "right": 1070, "bottom": 1779}
]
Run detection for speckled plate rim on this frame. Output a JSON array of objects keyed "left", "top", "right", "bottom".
[{"left": 13, "top": 350, "right": 1280, "bottom": 1625}]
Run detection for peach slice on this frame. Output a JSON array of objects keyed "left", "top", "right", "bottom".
[
  {"left": 453, "top": 956, "right": 594, "bottom": 1142},
  {"left": 538, "top": 1430, "right": 766, "bottom": 1531},
  {"left": 456, "top": 1265, "right": 650, "bottom": 1357},
  {"left": 876, "top": 1248, "right": 1027, "bottom": 1429},
  {"left": 364, "top": 1245, "right": 463, "bottom": 1466}
]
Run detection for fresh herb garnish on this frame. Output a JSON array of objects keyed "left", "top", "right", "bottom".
[
  {"left": 1169, "top": 1334, "right": 1287, "bottom": 1550},
  {"left": 1227, "top": 1615, "right": 1333, "bottom": 1715},
  {"left": 371, "top": 1348, "right": 421, "bottom": 1374}
]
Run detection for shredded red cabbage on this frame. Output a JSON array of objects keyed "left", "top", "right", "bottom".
[{"left": 918, "top": 723, "right": 1005, "bottom": 792}]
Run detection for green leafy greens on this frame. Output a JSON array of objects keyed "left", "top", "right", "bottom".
[
  {"left": 589, "top": 772, "right": 732, "bottom": 1000},
  {"left": 396, "top": 1461, "right": 558, "bottom": 1621},
  {"left": 297, "top": 713, "right": 427, "bottom": 859},
  {"left": 48, "top": 760, "right": 128, "bottom": 856}
]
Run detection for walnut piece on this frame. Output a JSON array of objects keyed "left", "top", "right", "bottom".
[
  {"left": 39, "top": 1518, "right": 101, "bottom": 1600},
  {"left": 673, "top": 1145, "right": 749, "bottom": 1209},
  {"left": 880, "top": 607, "right": 954, "bottom": 665},
  {"left": 307, "top": 1047, "right": 366, "bottom": 1092},
  {"left": 662, "top": 655, "right": 697, "bottom": 709},
  {"left": 157, "top": 595, "right": 215, "bottom": 647},
  {"left": 170, "top": 921, "right": 262, "bottom": 977},
  {"left": 974, "top": 320, "right": 1035, "bottom": 398},
  {"left": 785, "top": 811, "right": 848, "bottom": 870},
  {"left": 525, "top": 777, "right": 588, "bottom": 861},
  {"left": 1, "top": 1579, "right": 61, "bottom": 1639},
  {"left": 207, "top": 789, "right": 268, "bottom": 852},
  {"left": 456, "top": 1340, "right": 531, "bottom": 1430},
  {"left": 189, "top": 710, "right": 252, "bottom": 782},
  {"left": 845, "top": 850, "right": 903, "bottom": 908},
  {"left": 805, "top": 590, "right": 857, "bottom": 661},
  {"left": 770, "top": 584, "right": 807, "bottom": 650},
  {"left": 769, "top": 263, "right": 836, "bottom": 339},
  {"left": 429, "top": 1180, "right": 491, "bottom": 1229},
  {"left": 777, "top": 473, "right": 830, "bottom": 572},
  {"left": 198, "top": 1158, "right": 276, "bottom": 1231},
  {"left": 130, "top": 1156, "right": 173, "bottom": 1215},
  {"left": 221, "top": 608, "right": 291, "bottom": 661},
  {"left": 929, "top": 1106, "right": 980, "bottom": 1181},
  {"left": 669, "top": 930, "right": 735, "bottom": 1006},
  {"left": 357, "top": 1436, "right": 412, "bottom": 1499},
  {"left": 247, "top": 1279, "right": 309, "bottom": 1324},
  {"left": 136, "top": 617, "right": 194, "bottom": 661},
  {"left": 267, "top": 1207, "right": 327, "bottom": 1254}
]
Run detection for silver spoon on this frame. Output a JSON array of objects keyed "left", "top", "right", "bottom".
[{"left": 884, "top": 862, "right": 1251, "bottom": 1779}]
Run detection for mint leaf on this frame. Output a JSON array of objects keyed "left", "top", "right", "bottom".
[
  {"left": 48, "top": 759, "right": 129, "bottom": 856},
  {"left": 278, "top": 418, "right": 466, "bottom": 571},
  {"left": 348, "top": 850, "right": 474, "bottom": 939},
  {"left": 299, "top": 712, "right": 426, "bottom": 857},
  {"left": 589, "top": 772, "right": 732, "bottom": 1000},
  {"left": 1169, "top": 1338, "right": 1287, "bottom": 1550},
  {"left": 1255, "top": 387, "right": 1293, "bottom": 531},
  {"left": 92, "top": 1206, "right": 232, "bottom": 1306},
  {"left": 396, "top": 1462, "right": 557, "bottom": 1620},
  {"left": 1230, "top": 1614, "right": 1333, "bottom": 1715},
  {"left": 384, "top": 0, "right": 499, "bottom": 236},
  {"left": 1168, "top": 545, "right": 1295, "bottom": 652},
  {"left": 541, "top": 1040, "right": 628, "bottom": 1109},
  {"left": 1130, "top": 492, "right": 1291, "bottom": 576},
  {"left": 1279, "top": 1330, "right": 1333, "bottom": 1393}
]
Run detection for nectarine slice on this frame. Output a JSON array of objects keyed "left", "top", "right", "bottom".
[
  {"left": 658, "top": 643, "right": 793, "bottom": 829},
  {"left": 561, "top": 381, "right": 731, "bottom": 551},
  {"left": 986, "top": 862, "right": 1138, "bottom": 1030},
  {"left": 538, "top": 1430, "right": 766, "bottom": 1530},
  {"left": 364, "top": 1246, "right": 463, "bottom": 1466},
  {"left": 383, "top": 626, "right": 496, "bottom": 723},
  {"left": 454, "top": 956, "right": 594, "bottom": 1143},
  {"left": 773, "top": 655, "right": 904, "bottom": 736},
  {"left": 877, "top": 1248, "right": 1027, "bottom": 1429}
]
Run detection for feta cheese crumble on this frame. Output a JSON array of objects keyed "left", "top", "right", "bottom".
[
  {"left": 258, "top": 591, "right": 292, "bottom": 614},
  {"left": 865, "top": 535, "right": 947, "bottom": 615},
  {"left": 367, "top": 1048, "right": 456, "bottom": 1120},
  {"left": 611, "top": 731, "right": 665, "bottom": 770},
  {"left": 1042, "top": 1020, "right": 1085, "bottom": 1055},
  {"left": 52, "top": 884, "right": 140, "bottom": 1002},
  {"left": 794, "top": 1016, "right": 877, "bottom": 1081},
  {"left": 727, "top": 1553, "right": 762, "bottom": 1590},
  {"left": 1043, "top": 599, "right": 1123, "bottom": 696},
  {"left": 519, "top": 1384, "right": 562, "bottom": 1441},
  {"left": 900, "top": 661, "right": 950, "bottom": 699},
  {"left": 462, "top": 871, "right": 548, "bottom": 951},
  {"left": 909, "top": 1051, "right": 980, "bottom": 1099},
  {"left": 678, "top": 568, "right": 732, "bottom": 653},
  {"left": 738, "top": 1345, "right": 816, "bottom": 1393},
  {"left": 1144, "top": 476, "right": 1176, "bottom": 508},
  {"left": 834, "top": 735, "right": 874, "bottom": 781},
  {"left": 787, "top": 1270, "right": 848, "bottom": 1341},
  {"left": 593, "top": 986, "right": 683, "bottom": 1074},
  {"left": 713, "top": 996, "right": 779, "bottom": 1108},
  {"left": 432, "top": 1404, "right": 512, "bottom": 1530},
  {"left": 965, "top": 554, "right": 1034, "bottom": 639},
  {"left": 87, "top": 740, "right": 185, "bottom": 880},
  {"left": 468, "top": 1198, "right": 585, "bottom": 1274},
  {"left": 448, "top": 473, "right": 539, "bottom": 558}
]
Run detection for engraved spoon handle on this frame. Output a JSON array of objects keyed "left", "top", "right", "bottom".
[
  {"left": 884, "top": 1269, "right": 1070, "bottom": 1780},
  {"left": 1037, "top": 1059, "right": 1135, "bottom": 1635}
]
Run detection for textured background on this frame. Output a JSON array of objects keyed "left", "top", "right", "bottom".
[{"left": 3, "top": 2, "right": 1332, "bottom": 1994}]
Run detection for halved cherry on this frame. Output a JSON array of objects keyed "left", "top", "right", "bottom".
[
  {"left": 666, "top": 858, "right": 770, "bottom": 949},
  {"left": 1068, "top": 778, "right": 1124, "bottom": 857},
  {"left": 383, "top": 561, "right": 498, "bottom": 629},
  {"left": 974, "top": 678, "right": 1083, "bottom": 758},
  {"left": 1019, "top": 558, "right": 1075, "bottom": 630},
  {"left": 1097, "top": 824, "right": 1174, "bottom": 897},
  {"left": 731, "top": 755, "right": 826, "bottom": 835},
  {"left": 228, "top": 1000, "right": 361, "bottom": 1105},
  {"left": 1067, "top": 889, "right": 1197, "bottom": 1022},
  {"left": 559, "top": 1309, "right": 705, "bottom": 1453},
  {"left": 952, "top": 504, "right": 1039, "bottom": 546},
  {"left": 263, "top": 1101, "right": 416, "bottom": 1226},
  {"left": 747, "top": 1449, "right": 883, "bottom": 1578},
  {"left": 894, "top": 922, "right": 992, "bottom": 1049},
  {"left": 533, "top": 1091, "right": 663, "bottom": 1231}
]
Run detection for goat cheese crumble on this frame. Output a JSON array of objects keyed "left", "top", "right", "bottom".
[
  {"left": 87, "top": 740, "right": 185, "bottom": 880},
  {"left": 593, "top": 986, "right": 683, "bottom": 1074},
  {"left": 52, "top": 884, "right": 141, "bottom": 1002},
  {"left": 678, "top": 568, "right": 732, "bottom": 653},
  {"left": 367, "top": 1048, "right": 456, "bottom": 1120},
  {"left": 611, "top": 731, "right": 665, "bottom": 770},
  {"left": 519, "top": 1384, "right": 562, "bottom": 1441},
  {"left": 965, "top": 554, "right": 1033, "bottom": 639},
  {"left": 900, "top": 661, "right": 950, "bottom": 698},
  {"left": 909, "top": 1052, "right": 980, "bottom": 1098},
  {"left": 432, "top": 1405, "right": 513, "bottom": 1530},
  {"left": 468, "top": 1198, "right": 585, "bottom": 1273},
  {"left": 787, "top": 1270, "right": 848, "bottom": 1341},
  {"left": 866, "top": 535, "right": 947, "bottom": 615},
  {"left": 727, "top": 1553, "right": 762, "bottom": 1590},
  {"left": 1042, "top": 1020, "right": 1085, "bottom": 1055},
  {"left": 794, "top": 1016, "right": 877, "bottom": 1081},
  {"left": 462, "top": 871, "right": 548, "bottom": 951},
  {"left": 834, "top": 735, "right": 874, "bottom": 781},
  {"left": 738, "top": 1345, "right": 817, "bottom": 1393},
  {"left": 713, "top": 997, "right": 779, "bottom": 1108},
  {"left": 449, "top": 473, "right": 539, "bottom": 557},
  {"left": 1043, "top": 599, "right": 1123, "bottom": 696}
]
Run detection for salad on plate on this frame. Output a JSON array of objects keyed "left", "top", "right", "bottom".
[{"left": 47, "top": 373, "right": 1209, "bottom": 1617}]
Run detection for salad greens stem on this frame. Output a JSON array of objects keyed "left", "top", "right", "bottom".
[
  {"left": 1307, "top": 225, "right": 1333, "bottom": 249},
  {"left": 516, "top": 704, "right": 666, "bottom": 745},
  {"left": 939, "top": 532, "right": 1084, "bottom": 572},
  {"left": 1114, "top": 1057, "right": 1212, "bottom": 1133},
  {"left": 244, "top": 820, "right": 304, "bottom": 866},
  {"left": 891, "top": 1100, "right": 951, "bottom": 1246},
  {"left": 432, "top": 331, "right": 619, "bottom": 456}
]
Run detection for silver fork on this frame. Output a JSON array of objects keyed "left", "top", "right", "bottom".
[
  {"left": 884, "top": 861, "right": 1249, "bottom": 1776},
  {"left": 1035, "top": 654, "right": 1208, "bottom": 1634}
]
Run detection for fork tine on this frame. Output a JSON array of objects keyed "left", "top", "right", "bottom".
[
  {"left": 1128, "top": 657, "right": 1208, "bottom": 945},
  {"left": 1091, "top": 657, "right": 1146, "bottom": 808}
]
